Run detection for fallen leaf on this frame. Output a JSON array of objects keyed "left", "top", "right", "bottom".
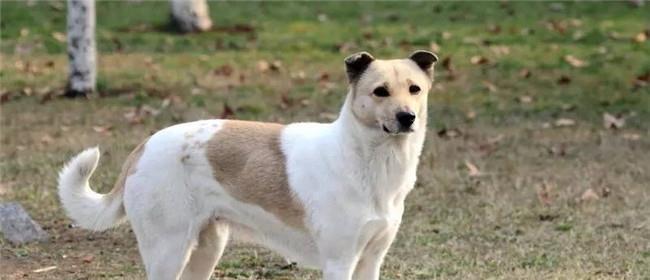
[
  {"left": 518, "top": 95, "right": 533, "bottom": 104},
  {"left": 519, "top": 68, "right": 532, "bottom": 78},
  {"left": 572, "top": 30, "right": 585, "bottom": 41},
  {"left": 601, "top": 187, "right": 611, "bottom": 198},
  {"left": 336, "top": 41, "right": 357, "bottom": 53},
  {"left": 220, "top": 103, "right": 235, "bottom": 119},
  {"left": 429, "top": 42, "right": 440, "bottom": 53},
  {"left": 487, "top": 24, "right": 501, "bottom": 34},
  {"left": 465, "top": 110, "right": 476, "bottom": 120},
  {"left": 317, "top": 72, "right": 330, "bottom": 82},
  {"left": 633, "top": 71, "right": 649, "bottom": 88},
  {"left": 437, "top": 127, "right": 462, "bottom": 139},
  {"left": 633, "top": 32, "right": 647, "bottom": 43},
  {"left": 569, "top": 18, "right": 583, "bottom": 27},
  {"left": 82, "top": 255, "right": 94, "bottom": 263},
  {"left": 279, "top": 93, "right": 294, "bottom": 109},
  {"left": 557, "top": 75, "right": 571, "bottom": 85},
  {"left": 49, "top": 1, "right": 64, "bottom": 10},
  {"left": 564, "top": 55, "right": 588, "bottom": 68},
  {"left": 92, "top": 125, "right": 113, "bottom": 135},
  {"left": 470, "top": 55, "right": 489, "bottom": 65},
  {"left": 123, "top": 110, "right": 142, "bottom": 124},
  {"left": 213, "top": 64, "right": 234, "bottom": 77},
  {"left": 482, "top": 80, "right": 498, "bottom": 92},
  {"left": 490, "top": 45, "right": 510, "bottom": 56},
  {"left": 290, "top": 71, "right": 306, "bottom": 82},
  {"left": 603, "top": 113, "right": 625, "bottom": 129},
  {"left": 554, "top": 118, "right": 576, "bottom": 127},
  {"left": 256, "top": 60, "right": 270, "bottom": 72},
  {"left": 545, "top": 20, "right": 567, "bottom": 34},
  {"left": 580, "top": 188, "right": 599, "bottom": 202},
  {"left": 441, "top": 56, "right": 453, "bottom": 71},
  {"left": 52, "top": 32, "right": 66, "bottom": 43},
  {"left": 33, "top": 266, "right": 57, "bottom": 273},
  {"left": 441, "top": 56, "right": 457, "bottom": 80},
  {"left": 464, "top": 160, "right": 481, "bottom": 177},
  {"left": 537, "top": 182, "right": 554, "bottom": 206},
  {"left": 40, "top": 134, "right": 54, "bottom": 144},
  {"left": 547, "top": 144, "right": 567, "bottom": 157},
  {"left": 1, "top": 91, "right": 12, "bottom": 104},
  {"left": 622, "top": 133, "right": 641, "bottom": 141},
  {"left": 270, "top": 61, "right": 282, "bottom": 72}
]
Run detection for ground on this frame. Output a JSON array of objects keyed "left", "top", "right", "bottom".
[{"left": 1, "top": 1, "right": 650, "bottom": 279}]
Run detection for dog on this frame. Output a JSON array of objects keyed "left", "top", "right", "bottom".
[{"left": 58, "top": 50, "right": 438, "bottom": 280}]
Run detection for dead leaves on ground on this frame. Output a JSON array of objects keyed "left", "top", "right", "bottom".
[
  {"left": 564, "top": 55, "right": 588, "bottom": 68},
  {"left": 256, "top": 60, "right": 282, "bottom": 73},
  {"left": 554, "top": 118, "right": 576, "bottom": 127},
  {"left": 536, "top": 182, "right": 555, "bottom": 206},
  {"left": 603, "top": 113, "right": 625, "bottom": 129},
  {"left": 464, "top": 160, "right": 482, "bottom": 177}
]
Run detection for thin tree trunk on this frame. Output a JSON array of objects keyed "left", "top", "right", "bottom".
[
  {"left": 66, "top": 0, "right": 96, "bottom": 97},
  {"left": 170, "top": 0, "right": 212, "bottom": 33}
]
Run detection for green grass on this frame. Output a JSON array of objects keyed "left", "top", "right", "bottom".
[{"left": 1, "top": 1, "right": 650, "bottom": 279}]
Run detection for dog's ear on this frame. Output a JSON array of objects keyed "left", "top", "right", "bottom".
[
  {"left": 408, "top": 50, "right": 439, "bottom": 75},
  {"left": 344, "top": 51, "right": 375, "bottom": 83}
]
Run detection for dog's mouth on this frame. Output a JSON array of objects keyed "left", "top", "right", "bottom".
[{"left": 382, "top": 124, "right": 414, "bottom": 135}]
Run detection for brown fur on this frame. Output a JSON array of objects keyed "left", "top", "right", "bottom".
[
  {"left": 206, "top": 120, "right": 305, "bottom": 230},
  {"left": 110, "top": 139, "right": 147, "bottom": 195}
]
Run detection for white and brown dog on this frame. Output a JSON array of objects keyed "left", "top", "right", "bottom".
[{"left": 58, "top": 50, "right": 438, "bottom": 280}]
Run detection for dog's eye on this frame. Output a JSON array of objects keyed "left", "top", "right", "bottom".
[
  {"left": 409, "top": 85, "right": 421, "bottom": 94},
  {"left": 373, "top": 86, "right": 390, "bottom": 97}
]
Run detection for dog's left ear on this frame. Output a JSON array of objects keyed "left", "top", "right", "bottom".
[{"left": 409, "top": 50, "right": 439, "bottom": 75}]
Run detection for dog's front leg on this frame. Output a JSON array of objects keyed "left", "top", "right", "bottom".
[
  {"left": 317, "top": 225, "right": 360, "bottom": 280},
  {"left": 352, "top": 225, "right": 399, "bottom": 280},
  {"left": 323, "top": 258, "right": 356, "bottom": 280}
]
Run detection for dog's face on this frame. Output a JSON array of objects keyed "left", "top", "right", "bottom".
[{"left": 345, "top": 51, "right": 438, "bottom": 135}]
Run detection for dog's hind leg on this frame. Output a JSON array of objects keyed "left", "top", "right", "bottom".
[
  {"left": 126, "top": 189, "right": 205, "bottom": 280},
  {"left": 180, "top": 220, "right": 230, "bottom": 280},
  {"left": 134, "top": 227, "right": 196, "bottom": 280}
]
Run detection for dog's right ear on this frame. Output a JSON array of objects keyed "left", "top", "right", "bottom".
[{"left": 344, "top": 52, "right": 375, "bottom": 83}]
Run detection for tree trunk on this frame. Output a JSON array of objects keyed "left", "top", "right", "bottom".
[
  {"left": 66, "top": 0, "right": 96, "bottom": 97},
  {"left": 170, "top": 0, "right": 212, "bottom": 33}
]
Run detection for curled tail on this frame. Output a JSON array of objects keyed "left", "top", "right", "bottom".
[{"left": 58, "top": 147, "right": 126, "bottom": 231}]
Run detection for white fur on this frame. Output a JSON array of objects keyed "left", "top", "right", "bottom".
[
  {"left": 58, "top": 147, "right": 125, "bottom": 231},
  {"left": 57, "top": 55, "right": 434, "bottom": 280}
]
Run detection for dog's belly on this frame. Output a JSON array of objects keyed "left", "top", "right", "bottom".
[{"left": 221, "top": 214, "right": 320, "bottom": 268}]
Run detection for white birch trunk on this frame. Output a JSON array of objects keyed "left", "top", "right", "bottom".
[
  {"left": 66, "top": 0, "right": 96, "bottom": 97},
  {"left": 170, "top": 0, "right": 212, "bottom": 33}
]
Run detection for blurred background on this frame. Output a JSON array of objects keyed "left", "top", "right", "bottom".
[{"left": 1, "top": 1, "right": 649, "bottom": 279}]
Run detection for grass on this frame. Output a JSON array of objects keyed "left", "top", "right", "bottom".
[{"left": 1, "top": 1, "right": 650, "bottom": 279}]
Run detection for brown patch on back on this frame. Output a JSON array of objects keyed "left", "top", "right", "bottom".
[
  {"left": 206, "top": 120, "right": 305, "bottom": 230},
  {"left": 110, "top": 138, "right": 148, "bottom": 195}
]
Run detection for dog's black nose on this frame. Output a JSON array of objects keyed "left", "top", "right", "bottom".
[{"left": 396, "top": 111, "right": 416, "bottom": 128}]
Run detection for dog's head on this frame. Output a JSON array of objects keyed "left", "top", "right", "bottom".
[{"left": 344, "top": 51, "right": 438, "bottom": 135}]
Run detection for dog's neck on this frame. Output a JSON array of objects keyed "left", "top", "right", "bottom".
[{"left": 330, "top": 92, "right": 427, "bottom": 212}]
